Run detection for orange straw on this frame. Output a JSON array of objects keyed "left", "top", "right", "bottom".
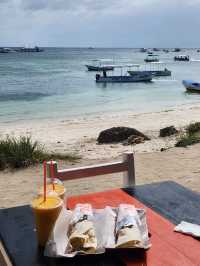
[
  {"left": 43, "top": 161, "right": 47, "bottom": 202},
  {"left": 50, "top": 160, "right": 55, "bottom": 191}
]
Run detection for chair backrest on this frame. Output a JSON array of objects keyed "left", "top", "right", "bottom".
[{"left": 46, "top": 152, "right": 135, "bottom": 187}]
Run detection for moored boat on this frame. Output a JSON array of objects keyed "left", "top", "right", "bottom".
[
  {"left": 128, "top": 62, "right": 171, "bottom": 77},
  {"left": 0, "top": 48, "right": 13, "bottom": 53},
  {"left": 173, "top": 48, "right": 181, "bottom": 52},
  {"left": 15, "top": 46, "right": 44, "bottom": 52},
  {"left": 140, "top": 48, "right": 147, "bottom": 53},
  {"left": 85, "top": 59, "right": 114, "bottom": 71},
  {"left": 182, "top": 80, "right": 200, "bottom": 93},
  {"left": 174, "top": 55, "right": 189, "bottom": 61},
  {"left": 95, "top": 64, "right": 152, "bottom": 83},
  {"left": 129, "top": 68, "right": 171, "bottom": 77},
  {"left": 163, "top": 49, "right": 169, "bottom": 53},
  {"left": 86, "top": 65, "right": 114, "bottom": 71},
  {"left": 144, "top": 54, "right": 159, "bottom": 62}
]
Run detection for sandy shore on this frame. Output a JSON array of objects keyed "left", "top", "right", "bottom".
[{"left": 1, "top": 103, "right": 200, "bottom": 208}]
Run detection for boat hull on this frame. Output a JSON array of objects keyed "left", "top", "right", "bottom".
[
  {"left": 174, "top": 57, "right": 189, "bottom": 61},
  {"left": 128, "top": 70, "right": 171, "bottom": 77},
  {"left": 182, "top": 80, "right": 200, "bottom": 93},
  {"left": 144, "top": 59, "right": 159, "bottom": 63},
  {"left": 86, "top": 65, "right": 114, "bottom": 71},
  {"left": 96, "top": 75, "right": 152, "bottom": 83}
]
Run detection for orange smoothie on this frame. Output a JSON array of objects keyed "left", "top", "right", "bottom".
[
  {"left": 32, "top": 196, "right": 63, "bottom": 246},
  {"left": 39, "top": 183, "right": 66, "bottom": 200}
]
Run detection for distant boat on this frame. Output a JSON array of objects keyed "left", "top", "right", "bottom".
[
  {"left": 174, "top": 55, "right": 189, "bottom": 61},
  {"left": 86, "top": 59, "right": 114, "bottom": 71},
  {"left": 15, "top": 46, "right": 44, "bottom": 52},
  {"left": 95, "top": 64, "right": 152, "bottom": 83},
  {"left": 0, "top": 48, "right": 13, "bottom": 53},
  {"left": 140, "top": 48, "right": 147, "bottom": 53},
  {"left": 163, "top": 49, "right": 169, "bottom": 53},
  {"left": 144, "top": 54, "right": 159, "bottom": 63},
  {"left": 153, "top": 48, "right": 160, "bottom": 52},
  {"left": 182, "top": 80, "right": 200, "bottom": 93},
  {"left": 173, "top": 48, "right": 181, "bottom": 52},
  {"left": 128, "top": 62, "right": 171, "bottom": 77},
  {"left": 86, "top": 65, "right": 114, "bottom": 71}
]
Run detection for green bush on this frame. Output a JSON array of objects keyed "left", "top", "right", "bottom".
[
  {"left": 0, "top": 136, "right": 80, "bottom": 170},
  {"left": 175, "top": 134, "right": 200, "bottom": 147},
  {"left": 186, "top": 122, "right": 200, "bottom": 135}
]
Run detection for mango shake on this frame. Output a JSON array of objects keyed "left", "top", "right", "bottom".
[{"left": 32, "top": 196, "right": 63, "bottom": 246}]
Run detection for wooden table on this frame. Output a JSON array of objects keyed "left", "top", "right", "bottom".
[{"left": 0, "top": 181, "right": 200, "bottom": 266}]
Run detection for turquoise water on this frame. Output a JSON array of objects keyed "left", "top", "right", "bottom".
[{"left": 1, "top": 48, "right": 200, "bottom": 123}]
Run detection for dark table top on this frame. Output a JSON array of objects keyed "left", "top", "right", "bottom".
[{"left": 1, "top": 181, "right": 200, "bottom": 266}]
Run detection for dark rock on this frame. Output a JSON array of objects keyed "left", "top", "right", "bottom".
[
  {"left": 159, "top": 126, "right": 178, "bottom": 137},
  {"left": 97, "top": 127, "right": 150, "bottom": 144},
  {"left": 123, "top": 135, "right": 145, "bottom": 146}
]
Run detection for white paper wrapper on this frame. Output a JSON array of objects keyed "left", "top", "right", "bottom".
[
  {"left": 174, "top": 221, "right": 200, "bottom": 238},
  {"left": 44, "top": 206, "right": 151, "bottom": 258}
]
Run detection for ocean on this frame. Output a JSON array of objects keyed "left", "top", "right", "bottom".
[{"left": 0, "top": 47, "right": 200, "bottom": 123}]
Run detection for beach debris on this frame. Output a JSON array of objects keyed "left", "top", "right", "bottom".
[
  {"left": 123, "top": 135, "right": 145, "bottom": 146},
  {"left": 97, "top": 127, "right": 150, "bottom": 144},
  {"left": 160, "top": 147, "right": 171, "bottom": 152},
  {"left": 159, "top": 126, "right": 178, "bottom": 137}
]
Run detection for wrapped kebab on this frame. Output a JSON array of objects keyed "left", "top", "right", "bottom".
[
  {"left": 115, "top": 204, "right": 142, "bottom": 248},
  {"left": 67, "top": 204, "right": 97, "bottom": 253}
]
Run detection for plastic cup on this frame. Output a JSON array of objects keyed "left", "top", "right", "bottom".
[
  {"left": 31, "top": 196, "right": 63, "bottom": 246},
  {"left": 39, "top": 183, "right": 66, "bottom": 200}
]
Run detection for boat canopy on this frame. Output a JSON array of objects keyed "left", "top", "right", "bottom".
[
  {"left": 149, "top": 61, "right": 164, "bottom": 64},
  {"left": 96, "top": 59, "right": 114, "bottom": 62},
  {"left": 147, "top": 54, "right": 159, "bottom": 57},
  {"left": 176, "top": 55, "right": 188, "bottom": 57},
  {"left": 108, "top": 64, "right": 140, "bottom": 68}
]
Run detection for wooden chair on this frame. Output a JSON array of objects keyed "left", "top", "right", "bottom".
[{"left": 46, "top": 152, "right": 135, "bottom": 188}]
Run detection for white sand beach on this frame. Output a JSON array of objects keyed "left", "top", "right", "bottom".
[{"left": 1, "top": 103, "right": 200, "bottom": 208}]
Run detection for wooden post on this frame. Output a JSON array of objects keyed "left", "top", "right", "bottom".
[
  {"left": 0, "top": 241, "right": 12, "bottom": 266},
  {"left": 123, "top": 152, "right": 135, "bottom": 187},
  {"left": 46, "top": 161, "right": 58, "bottom": 178}
]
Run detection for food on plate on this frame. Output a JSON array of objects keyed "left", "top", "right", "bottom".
[
  {"left": 67, "top": 204, "right": 97, "bottom": 253},
  {"left": 115, "top": 204, "right": 142, "bottom": 248}
]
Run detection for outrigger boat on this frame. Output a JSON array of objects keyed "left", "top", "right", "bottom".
[
  {"left": 85, "top": 59, "right": 114, "bottom": 71},
  {"left": 128, "top": 62, "right": 171, "bottom": 77},
  {"left": 182, "top": 80, "right": 200, "bottom": 93},
  {"left": 95, "top": 64, "right": 152, "bottom": 83}
]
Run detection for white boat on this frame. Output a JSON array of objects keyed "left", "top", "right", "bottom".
[
  {"left": 144, "top": 53, "right": 159, "bottom": 63},
  {"left": 182, "top": 80, "right": 200, "bottom": 93},
  {"left": 86, "top": 59, "right": 114, "bottom": 71},
  {"left": 95, "top": 64, "right": 152, "bottom": 83}
]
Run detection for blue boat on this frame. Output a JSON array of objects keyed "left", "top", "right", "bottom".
[{"left": 182, "top": 80, "right": 200, "bottom": 93}]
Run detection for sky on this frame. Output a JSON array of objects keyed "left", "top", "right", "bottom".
[{"left": 0, "top": 0, "right": 200, "bottom": 47}]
